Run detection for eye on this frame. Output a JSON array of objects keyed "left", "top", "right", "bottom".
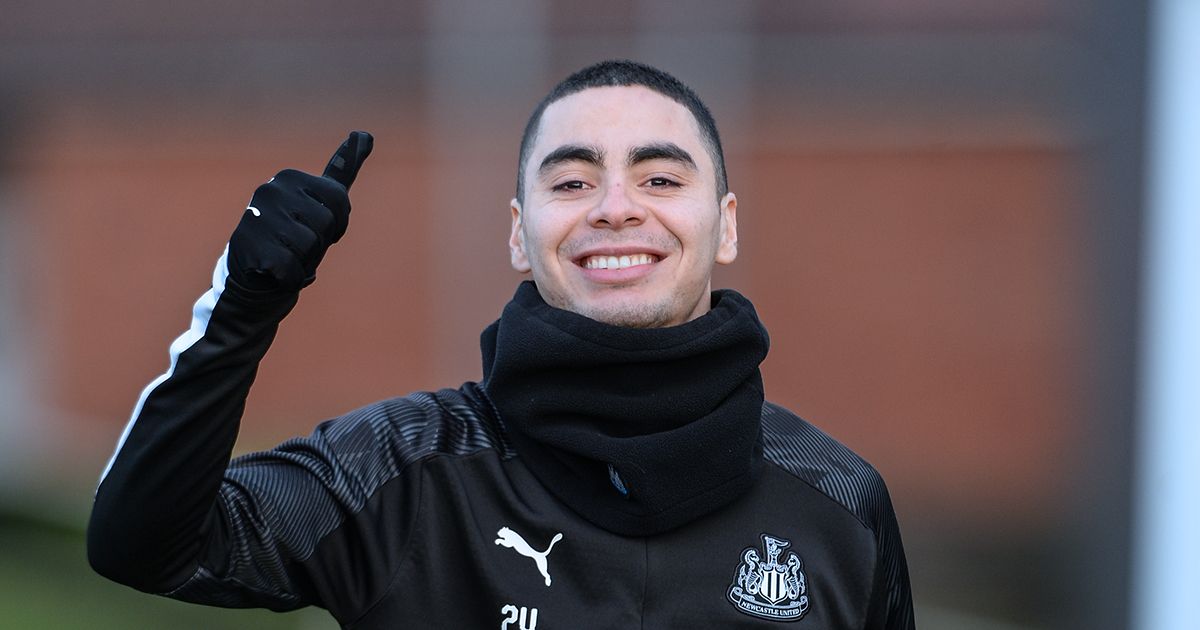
[
  {"left": 552, "top": 180, "right": 589, "bottom": 192},
  {"left": 646, "top": 176, "right": 680, "bottom": 188}
]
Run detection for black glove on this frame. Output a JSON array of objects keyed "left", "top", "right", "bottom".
[{"left": 227, "top": 131, "right": 373, "bottom": 292}]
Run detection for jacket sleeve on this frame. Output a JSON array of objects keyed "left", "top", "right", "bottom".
[
  {"left": 866, "top": 479, "right": 916, "bottom": 630},
  {"left": 87, "top": 247, "right": 318, "bottom": 609}
]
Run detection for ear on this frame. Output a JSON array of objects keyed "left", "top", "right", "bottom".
[
  {"left": 715, "top": 192, "right": 738, "bottom": 265},
  {"left": 509, "top": 198, "right": 532, "bottom": 273}
]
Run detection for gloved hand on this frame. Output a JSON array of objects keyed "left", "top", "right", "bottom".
[{"left": 228, "top": 131, "right": 373, "bottom": 292}]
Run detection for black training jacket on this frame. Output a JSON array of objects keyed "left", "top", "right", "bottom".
[{"left": 88, "top": 251, "right": 915, "bottom": 629}]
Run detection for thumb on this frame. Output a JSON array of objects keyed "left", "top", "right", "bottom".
[{"left": 322, "top": 131, "right": 374, "bottom": 190}]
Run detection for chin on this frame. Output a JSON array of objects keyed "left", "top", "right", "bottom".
[
  {"left": 579, "top": 300, "right": 682, "bottom": 329},
  {"left": 538, "top": 281, "right": 702, "bottom": 329}
]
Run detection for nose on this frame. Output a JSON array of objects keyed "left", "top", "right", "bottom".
[{"left": 586, "top": 183, "right": 646, "bottom": 229}]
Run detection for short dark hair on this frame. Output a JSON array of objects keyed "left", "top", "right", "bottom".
[{"left": 515, "top": 60, "right": 728, "bottom": 203}]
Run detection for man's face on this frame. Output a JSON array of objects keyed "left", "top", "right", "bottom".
[{"left": 510, "top": 86, "right": 738, "bottom": 328}]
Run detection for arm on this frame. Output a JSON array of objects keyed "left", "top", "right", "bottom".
[
  {"left": 87, "top": 133, "right": 373, "bottom": 609},
  {"left": 866, "top": 480, "right": 916, "bottom": 630}
]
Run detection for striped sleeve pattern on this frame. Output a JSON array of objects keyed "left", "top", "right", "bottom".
[
  {"left": 760, "top": 402, "right": 915, "bottom": 629},
  {"left": 166, "top": 386, "right": 513, "bottom": 614}
]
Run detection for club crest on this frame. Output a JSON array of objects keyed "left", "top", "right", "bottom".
[{"left": 726, "top": 533, "right": 810, "bottom": 621}]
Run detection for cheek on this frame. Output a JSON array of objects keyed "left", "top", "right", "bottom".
[
  {"left": 665, "top": 216, "right": 721, "bottom": 257},
  {"left": 523, "top": 220, "right": 569, "bottom": 265}
]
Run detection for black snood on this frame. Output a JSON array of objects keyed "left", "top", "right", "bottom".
[{"left": 481, "top": 281, "right": 770, "bottom": 536}]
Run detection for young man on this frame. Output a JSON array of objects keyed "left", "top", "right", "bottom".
[{"left": 89, "top": 60, "right": 914, "bottom": 628}]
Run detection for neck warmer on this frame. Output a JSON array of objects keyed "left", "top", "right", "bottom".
[{"left": 481, "top": 281, "right": 770, "bottom": 536}]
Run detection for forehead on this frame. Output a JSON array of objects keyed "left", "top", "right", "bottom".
[{"left": 530, "top": 86, "right": 709, "bottom": 167}]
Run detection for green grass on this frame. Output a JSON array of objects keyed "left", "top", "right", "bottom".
[{"left": 0, "top": 512, "right": 333, "bottom": 630}]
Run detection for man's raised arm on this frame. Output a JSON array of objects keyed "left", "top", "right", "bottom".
[{"left": 87, "top": 132, "right": 372, "bottom": 600}]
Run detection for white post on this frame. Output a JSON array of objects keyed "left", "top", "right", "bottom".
[{"left": 1132, "top": 0, "right": 1200, "bottom": 628}]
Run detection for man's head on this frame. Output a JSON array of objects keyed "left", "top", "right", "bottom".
[{"left": 510, "top": 60, "right": 738, "bottom": 329}]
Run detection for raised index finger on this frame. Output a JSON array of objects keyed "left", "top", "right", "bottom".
[{"left": 322, "top": 131, "right": 374, "bottom": 190}]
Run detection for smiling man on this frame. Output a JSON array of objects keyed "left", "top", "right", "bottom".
[{"left": 89, "top": 61, "right": 914, "bottom": 629}]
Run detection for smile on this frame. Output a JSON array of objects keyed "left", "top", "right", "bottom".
[{"left": 581, "top": 254, "right": 658, "bottom": 270}]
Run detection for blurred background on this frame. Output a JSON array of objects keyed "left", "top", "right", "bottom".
[{"left": 0, "top": 0, "right": 1186, "bottom": 628}]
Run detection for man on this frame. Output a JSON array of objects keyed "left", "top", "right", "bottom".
[{"left": 89, "top": 60, "right": 914, "bottom": 628}]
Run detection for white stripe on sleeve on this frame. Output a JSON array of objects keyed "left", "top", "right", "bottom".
[{"left": 97, "top": 245, "right": 231, "bottom": 487}]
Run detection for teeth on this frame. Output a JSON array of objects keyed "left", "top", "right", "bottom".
[{"left": 584, "top": 253, "right": 656, "bottom": 270}]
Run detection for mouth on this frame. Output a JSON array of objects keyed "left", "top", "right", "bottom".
[{"left": 580, "top": 253, "right": 660, "bottom": 270}]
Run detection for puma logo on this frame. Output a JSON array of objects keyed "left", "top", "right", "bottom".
[{"left": 495, "top": 526, "right": 563, "bottom": 587}]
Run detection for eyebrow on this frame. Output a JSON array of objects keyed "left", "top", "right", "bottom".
[
  {"left": 627, "top": 142, "right": 697, "bottom": 171},
  {"left": 537, "top": 144, "right": 605, "bottom": 175}
]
